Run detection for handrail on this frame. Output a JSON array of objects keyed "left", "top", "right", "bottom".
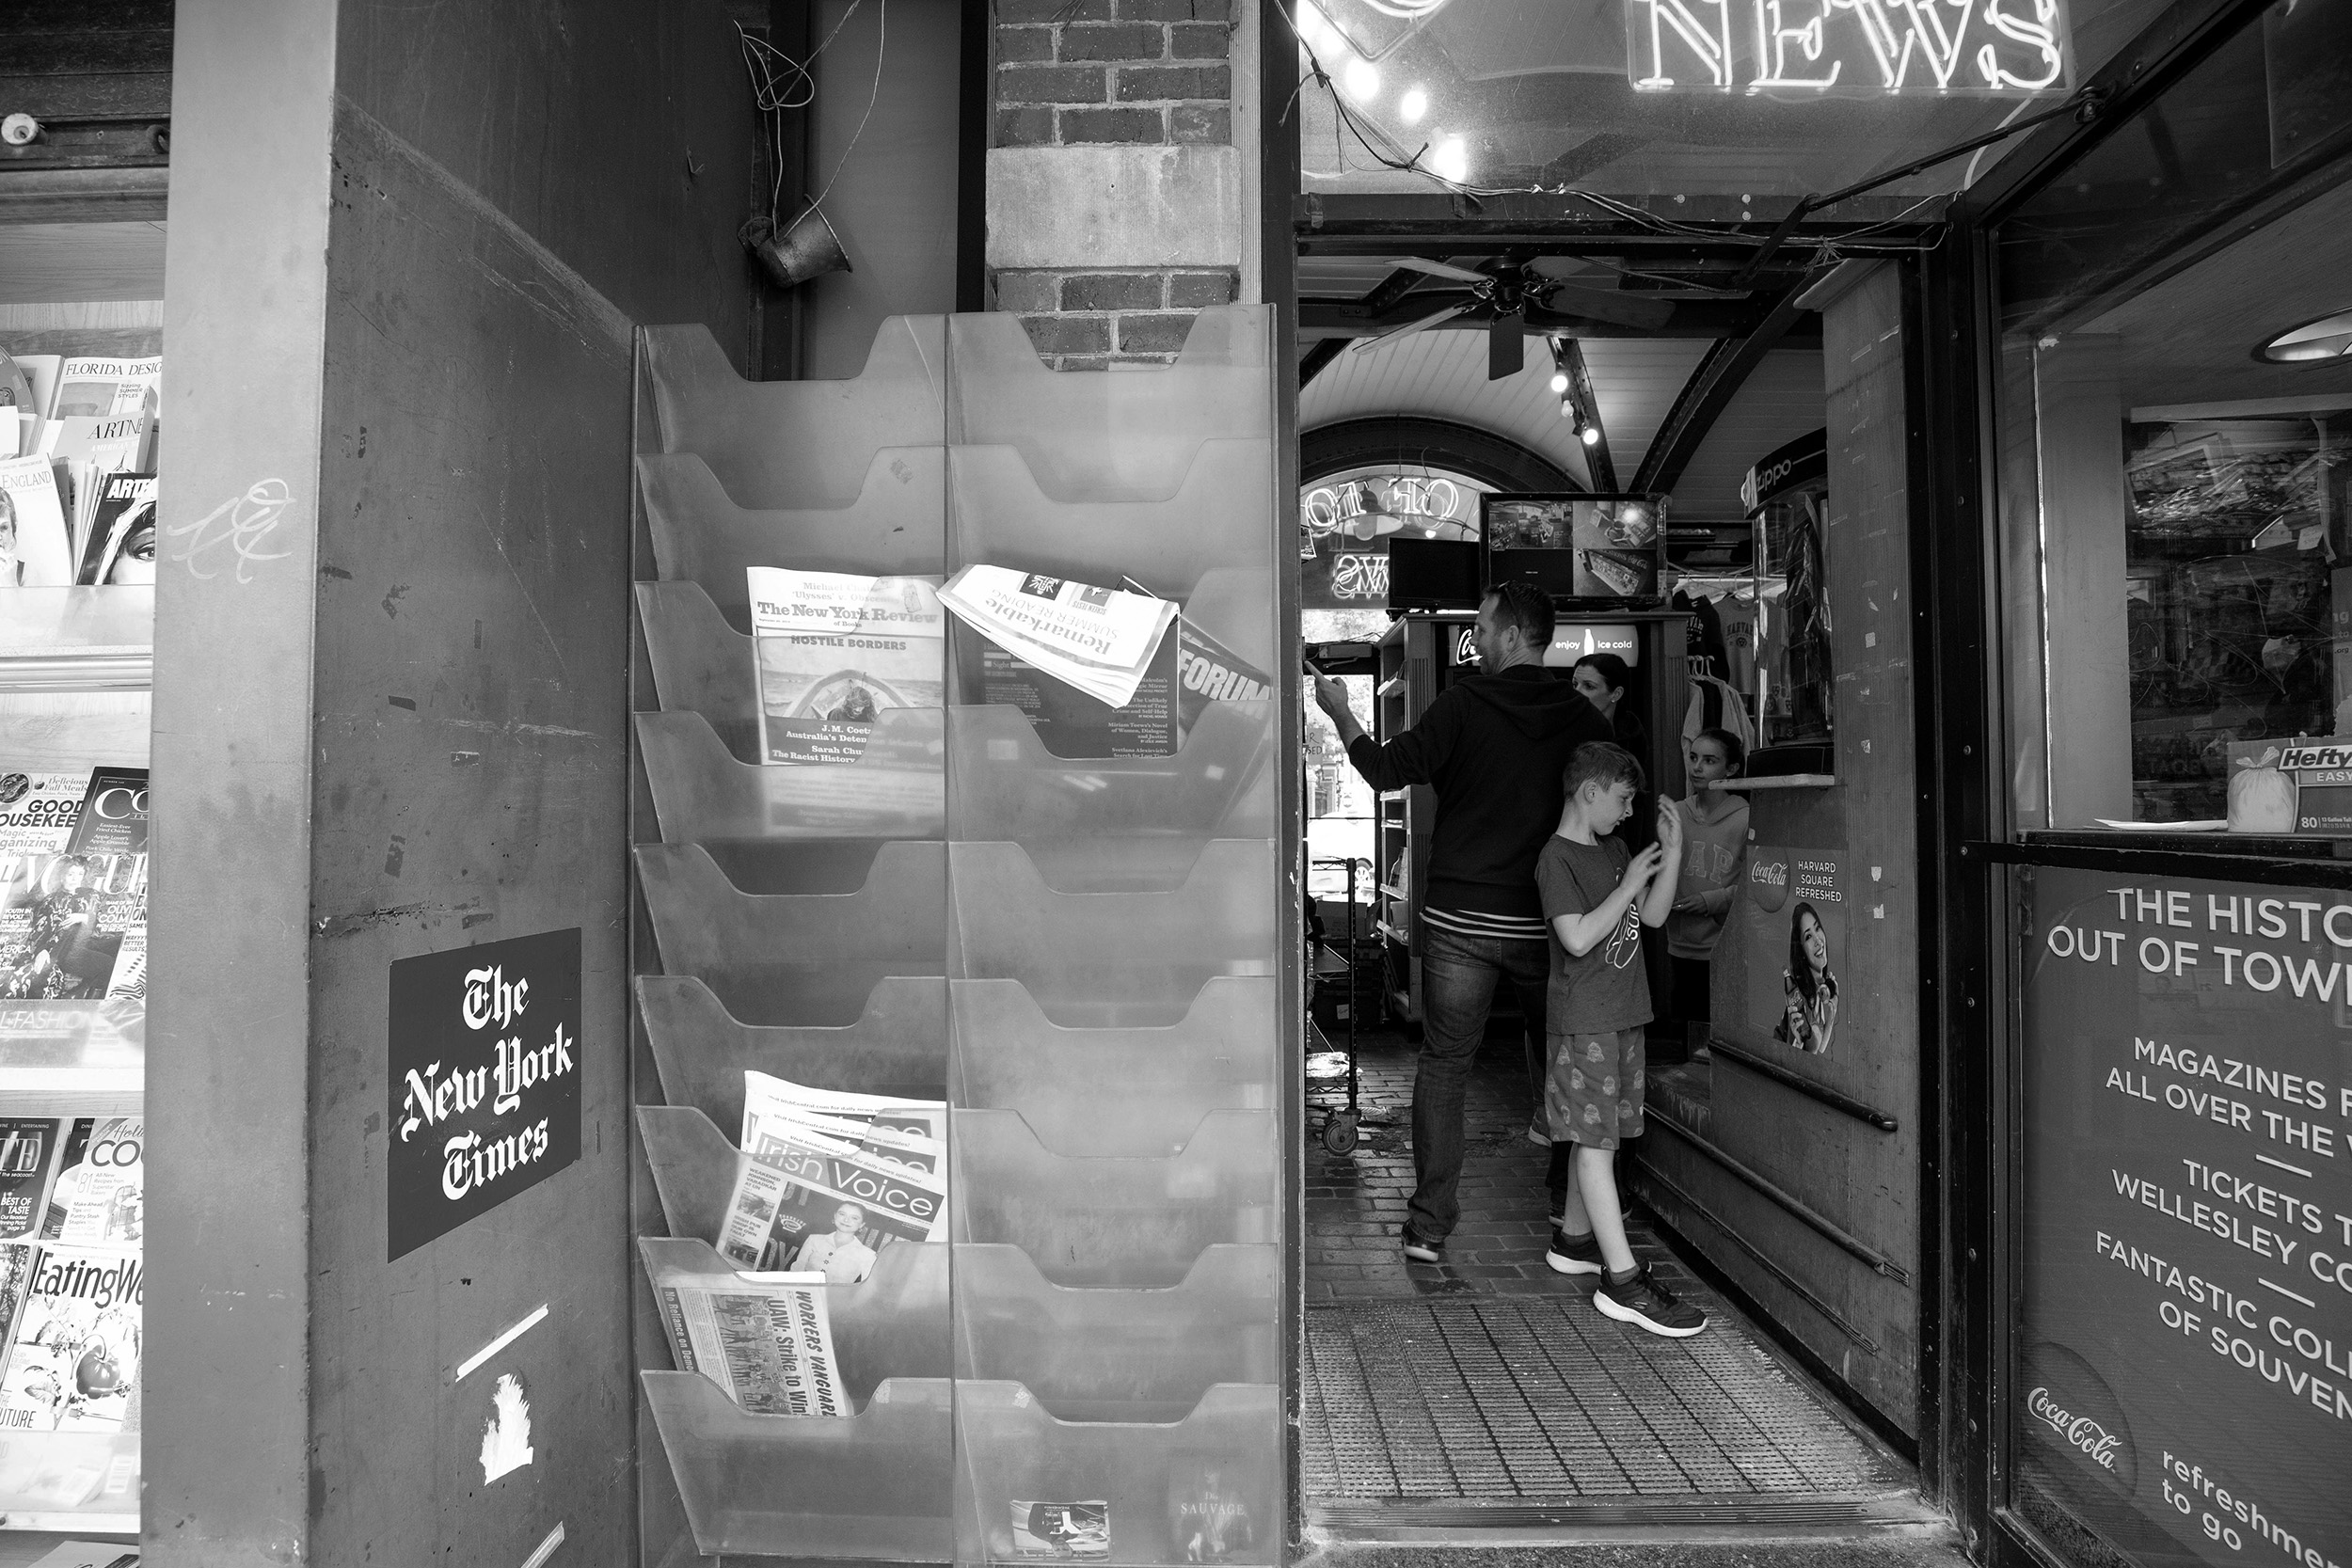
[
  {"left": 1707, "top": 1038, "right": 1899, "bottom": 1132},
  {"left": 1645, "top": 1107, "right": 1912, "bottom": 1284},
  {"left": 1632, "top": 1159, "right": 1880, "bottom": 1354}
]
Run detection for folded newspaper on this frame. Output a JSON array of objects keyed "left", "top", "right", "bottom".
[
  {"left": 718, "top": 1072, "right": 947, "bottom": 1281},
  {"left": 747, "top": 567, "right": 946, "bottom": 766},
  {"left": 937, "top": 566, "right": 1177, "bottom": 710},
  {"left": 648, "top": 1255, "right": 846, "bottom": 1417}
]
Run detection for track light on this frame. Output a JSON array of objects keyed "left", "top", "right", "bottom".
[
  {"left": 1581, "top": 423, "right": 1602, "bottom": 448},
  {"left": 1548, "top": 371, "right": 1569, "bottom": 393}
]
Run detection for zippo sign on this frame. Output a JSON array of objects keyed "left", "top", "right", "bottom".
[
  {"left": 1626, "top": 0, "right": 2072, "bottom": 95},
  {"left": 387, "top": 928, "right": 581, "bottom": 1261}
]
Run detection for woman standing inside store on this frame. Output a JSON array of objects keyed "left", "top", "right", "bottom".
[
  {"left": 1570, "top": 654, "right": 1647, "bottom": 773},
  {"left": 1662, "top": 729, "right": 1747, "bottom": 1061}
]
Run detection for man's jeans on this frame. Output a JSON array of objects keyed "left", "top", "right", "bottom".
[{"left": 1407, "top": 920, "right": 1550, "bottom": 1243}]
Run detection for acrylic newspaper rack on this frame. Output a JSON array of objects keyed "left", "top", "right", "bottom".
[{"left": 631, "top": 307, "right": 1283, "bottom": 1564}]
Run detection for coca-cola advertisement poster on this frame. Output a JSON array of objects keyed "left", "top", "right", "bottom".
[
  {"left": 386, "top": 928, "right": 581, "bottom": 1260},
  {"left": 2020, "top": 865, "right": 2350, "bottom": 1566}
]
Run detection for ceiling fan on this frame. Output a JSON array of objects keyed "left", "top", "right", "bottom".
[{"left": 1348, "top": 257, "right": 1677, "bottom": 378}]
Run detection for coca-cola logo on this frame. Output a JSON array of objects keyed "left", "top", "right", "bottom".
[
  {"left": 2021, "top": 1343, "right": 2137, "bottom": 1497},
  {"left": 2027, "top": 1386, "right": 2122, "bottom": 1470}
]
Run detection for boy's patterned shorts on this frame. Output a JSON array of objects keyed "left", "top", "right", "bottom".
[{"left": 1544, "top": 1028, "right": 1646, "bottom": 1150}]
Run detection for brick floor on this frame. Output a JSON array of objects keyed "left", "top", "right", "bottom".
[{"left": 1302, "top": 1028, "right": 1908, "bottom": 1502}]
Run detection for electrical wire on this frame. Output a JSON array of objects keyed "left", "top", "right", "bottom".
[
  {"left": 735, "top": 5, "right": 886, "bottom": 231},
  {"left": 807, "top": 0, "right": 887, "bottom": 215}
]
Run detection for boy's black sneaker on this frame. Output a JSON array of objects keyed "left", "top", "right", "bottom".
[
  {"left": 1546, "top": 1227, "right": 1605, "bottom": 1276},
  {"left": 1401, "top": 1225, "right": 1444, "bottom": 1263},
  {"left": 1595, "top": 1266, "right": 1708, "bottom": 1338}
]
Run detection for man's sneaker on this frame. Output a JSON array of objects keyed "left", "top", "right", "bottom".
[
  {"left": 1527, "top": 1117, "right": 1551, "bottom": 1147},
  {"left": 1545, "top": 1227, "right": 1605, "bottom": 1276},
  {"left": 1594, "top": 1266, "right": 1708, "bottom": 1338},
  {"left": 1401, "top": 1226, "right": 1444, "bottom": 1262}
]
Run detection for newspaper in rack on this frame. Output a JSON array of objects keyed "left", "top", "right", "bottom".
[
  {"left": 718, "top": 1117, "right": 943, "bottom": 1281},
  {"left": 938, "top": 566, "right": 1177, "bottom": 710},
  {"left": 747, "top": 567, "right": 946, "bottom": 766},
  {"left": 649, "top": 1259, "right": 845, "bottom": 1417}
]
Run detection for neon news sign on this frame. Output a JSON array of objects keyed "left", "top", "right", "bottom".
[{"left": 1626, "top": 0, "right": 2070, "bottom": 94}]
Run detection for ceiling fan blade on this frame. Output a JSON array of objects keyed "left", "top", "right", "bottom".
[
  {"left": 1391, "top": 256, "right": 1492, "bottom": 285},
  {"left": 1348, "top": 304, "right": 1466, "bottom": 352},
  {"left": 1536, "top": 282, "right": 1677, "bottom": 331},
  {"left": 1488, "top": 313, "right": 1525, "bottom": 380}
]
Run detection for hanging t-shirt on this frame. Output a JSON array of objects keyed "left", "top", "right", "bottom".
[
  {"left": 1715, "top": 595, "right": 1759, "bottom": 694},
  {"left": 1664, "top": 794, "right": 1750, "bottom": 959}
]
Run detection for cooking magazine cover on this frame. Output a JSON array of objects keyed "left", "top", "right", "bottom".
[
  {"left": 0, "top": 1243, "right": 141, "bottom": 1434},
  {"left": 40, "top": 1120, "right": 141, "bottom": 1249},
  {"left": 746, "top": 568, "right": 945, "bottom": 766},
  {"left": 0, "top": 772, "right": 87, "bottom": 856}
]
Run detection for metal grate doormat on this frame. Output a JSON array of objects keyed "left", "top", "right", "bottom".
[{"left": 1301, "top": 1296, "right": 1909, "bottom": 1502}]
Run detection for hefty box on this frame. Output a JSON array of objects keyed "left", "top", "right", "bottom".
[{"left": 2227, "top": 738, "right": 2352, "bottom": 834}]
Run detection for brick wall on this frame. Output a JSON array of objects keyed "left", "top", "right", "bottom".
[{"left": 992, "top": 0, "right": 1239, "bottom": 367}]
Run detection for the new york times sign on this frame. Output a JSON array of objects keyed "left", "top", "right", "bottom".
[{"left": 387, "top": 928, "right": 581, "bottom": 1260}]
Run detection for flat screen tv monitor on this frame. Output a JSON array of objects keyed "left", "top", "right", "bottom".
[
  {"left": 1386, "top": 537, "right": 1482, "bottom": 610},
  {"left": 1480, "top": 493, "right": 1667, "bottom": 608}
]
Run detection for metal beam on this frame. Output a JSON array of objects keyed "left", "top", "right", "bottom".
[
  {"left": 1629, "top": 279, "right": 1814, "bottom": 496},
  {"left": 1561, "top": 338, "right": 1614, "bottom": 491},
  {"left": 1299, "top": 291, "right": 1806, "bottom": 341},
  {"left": 1297, "top": 337, "right": 1345, "bottom": 388}
]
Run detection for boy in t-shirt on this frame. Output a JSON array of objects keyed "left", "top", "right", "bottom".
[{"left": 1533, "top": 741, "right": 1708, "bottom": 1338}]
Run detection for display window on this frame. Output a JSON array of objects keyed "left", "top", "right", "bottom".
[
  {"left": 1984, "top": 8, "right": 2352, "bottom": 1566},
  {"left": 1992, "top": 5, "right": 2352, "bottom": 836}
]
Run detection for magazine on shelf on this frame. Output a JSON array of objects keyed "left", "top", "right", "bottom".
[
  {"left": 47, "top": 360, "right": 158, "bottom": 423},
  {"left": 40, "top": 1120, "right": 142, "bottom": 1248},
  {"left": 0, "top": 1123, "right": 64, "bottom": 1242},
  {"left": 746, "top": 567, "right": 946, "bottom": 767},
  {"left": 0, "top": 1241, "right": 141, "bottom": 1434},
  {"left": 647, "top": 1254, "right": 844, "bottom": 1417},
  {"left": 0, "top": 455, "right": 72, "bottom": 588},
  {"left": 1167, "top": 1451, "right": 1262, "bottom": 1562},
  {"left": 74, "top": 473, "right": 154, "bottom": 587},
  {"left": 1009, "top": 1500, "right": 1111, "bottom": 1560},
  {"left": 938, "top": 566, "right": 1176, "bottom": 710},
  {"left": 0, "top": 773, "right": 89, "bottom": 856},
  {"left": 0, "top": 769, "right": 148, "bottom": 1008}
]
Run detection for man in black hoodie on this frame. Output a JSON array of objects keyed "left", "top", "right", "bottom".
[{"left": 1313, "top": 582, "right": 1611, "bottom": 1260}]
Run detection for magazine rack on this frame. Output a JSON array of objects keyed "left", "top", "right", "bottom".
[{"left": 633, "top": 308, "right": 1282, "bottom": 1565}]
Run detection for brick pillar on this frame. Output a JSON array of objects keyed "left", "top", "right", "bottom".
[{"left": 988, "top": 0, "right": 1248, "bottom": 367}]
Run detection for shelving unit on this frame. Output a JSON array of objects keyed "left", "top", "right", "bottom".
[
  {"left": 630, "top": 308, "right": 1284, "bottom": 1564},
  {"left": 0, "top": 196, "right": 160, "bottom": 1546},
  {"left": 1370, "top": 618, "right": 1441, "bottom": 1027}
]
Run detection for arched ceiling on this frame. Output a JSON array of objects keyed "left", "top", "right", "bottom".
[
  {"left": 1300, "top": 327, "right": 1597, "bottom": 486},
  {"left": 1302, "top": 326, "right": 1822, "bottom": 521},
  {"left": 1297, "top": 252, "right": 1828, "bottom": 518}
]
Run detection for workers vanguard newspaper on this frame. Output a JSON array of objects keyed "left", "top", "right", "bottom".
[
  {"left": 747, "top": 567, "right": 946, "bottom": 766},
  {"left": 717, "top": 1072, "right": 946, "bottom": 1281},
  {"left": 647, "top": 1256, "right": 844, "bottom": 1418}
]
